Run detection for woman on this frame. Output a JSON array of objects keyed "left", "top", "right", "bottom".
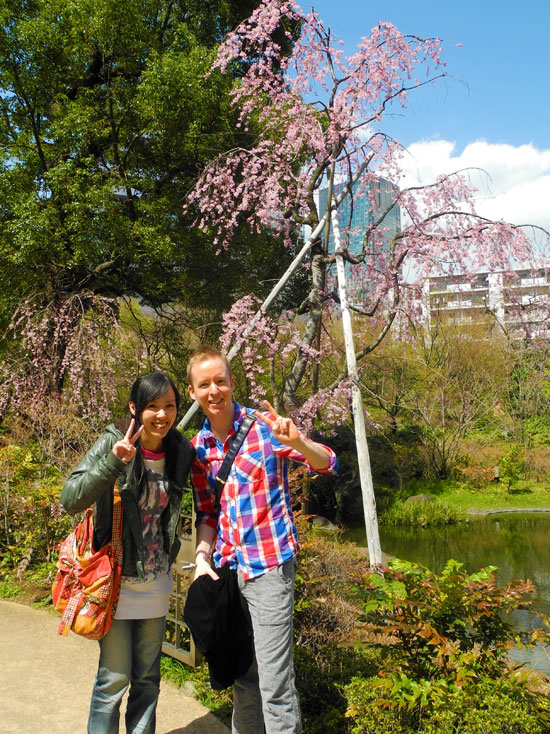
[{"left": 61, "top": 372, "right": 194, "bottom": 734}]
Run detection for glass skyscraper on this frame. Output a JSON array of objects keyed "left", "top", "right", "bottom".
[{"left": 316, "top": 177, "right": 401, "bottom": 256}]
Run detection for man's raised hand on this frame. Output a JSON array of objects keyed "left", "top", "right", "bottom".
[
  {"left": 256, "top": 400, "right": 300, "bottom": 446},
  {"left": 257, "top": 400, "right": 331, "bottom": 471}
]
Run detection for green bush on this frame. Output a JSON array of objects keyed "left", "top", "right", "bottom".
[
  {"left": 0, "top": 578, "right": 21, "bottom": 598},
  {"left": 0, "top": 442, "right": 73, "bottom": 573},
  {"left": 345, "top": 678, "right": 546, "bottom": 734},
  {"left": 421, "top": 688, "right": 546, "bottom": 733},
  {"left": 500, "top": 444, "right": 527, "bottom": 493},
  {"left": 344, "top": 558, "right": 550, "bottom": 733},
  {"left": 344, "top": 676, "right": 416, "bottom": 734}
]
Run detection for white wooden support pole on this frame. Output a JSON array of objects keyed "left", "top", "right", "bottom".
[{"left": 331, "top": 204, "right": 383, "bottom": 569}]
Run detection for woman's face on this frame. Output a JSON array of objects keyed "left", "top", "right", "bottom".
[{"left": 131, "top": 386, "right": 178, "bottom": 451}]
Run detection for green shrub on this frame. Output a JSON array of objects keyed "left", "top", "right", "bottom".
[
  {"left": 345, "top": 676, "right": 416, "bottom": 734},
  {"left": 500, "top": 444, "right": 526, "bottom": 493},
  {"left": 0, "top": 579, "right": 21, "bottom": 598},
  {"left": 421, "top": 681, "right": 547, "bottom": 733},
  {"left": 345, "top": 678, "right": 546, "bottom": 734},
  {"left": 345, "top": 558, "right": 550, "bottom": 733},
  {"left": 0, "top": 442, "right": 73, "bottom": 573},
  {"left": 452, "top": 690, "right": 544, "bottom": 734},
  {"left": 181, "top": 490, "right": 193, "bottom": 516}
]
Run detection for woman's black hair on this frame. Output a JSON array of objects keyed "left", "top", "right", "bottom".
[{"left": 126, "top": 372, "right": 181, "bottom": 496}]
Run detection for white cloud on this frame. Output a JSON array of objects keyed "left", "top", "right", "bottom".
[{"left": 398, "top": 139, "right": 550, "bottom": 232}]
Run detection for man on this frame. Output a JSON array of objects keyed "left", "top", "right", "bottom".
[{"left": 187, "top": 344, "right": 337, "bottom": 734}]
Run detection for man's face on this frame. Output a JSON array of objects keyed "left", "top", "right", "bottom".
[{"left": 188, "top": 356, "right": 235, "bottom": 424}]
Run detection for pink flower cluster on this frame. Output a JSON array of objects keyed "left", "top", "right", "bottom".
[
  {"left": 292, "top": 380, "right": 353, "bottom": 435},
  {"left": 186, "top": 0, "right": 449, "bottom": 253},
  {"left": 0, "top": 291, "right": 126, "bottom": 423},
  {"left": 220, "top": 294, "right": 321, "bottom": 405}
]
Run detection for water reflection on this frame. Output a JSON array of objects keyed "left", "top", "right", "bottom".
[{"left": 345, "top": 513, "right": 550, "bottom": 673}]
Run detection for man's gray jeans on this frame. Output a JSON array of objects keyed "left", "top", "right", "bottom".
[{"left": 232, "top": 557, "right": 301, "bottom": 734}]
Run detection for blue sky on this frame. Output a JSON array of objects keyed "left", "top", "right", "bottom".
[
  {"left": 306, "top": 0, "right": 550, "bottom": 232},
  {"left": 308, "top": 0, "right": 549, "bottom": 151}
]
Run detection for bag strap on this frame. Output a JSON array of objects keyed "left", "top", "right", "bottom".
[
  {"left": 111, "top": 484, "right": 123, "bottom": 565},
  {"left": 214, "top": 412, "right": 256, "bottom": 511},
  {"left": 77, "top": 485, "right": 123, "bottom": 557}
]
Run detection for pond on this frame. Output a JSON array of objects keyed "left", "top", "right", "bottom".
[{"left": 345, "top": 512, "right": 550, "bottom": 674}]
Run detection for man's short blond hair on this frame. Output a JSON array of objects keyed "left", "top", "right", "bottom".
[{"left": 187, "top": 344, "right": 233, "bottom": 386}]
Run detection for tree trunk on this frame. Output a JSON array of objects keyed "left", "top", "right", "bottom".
[{"left": 282, "top": 245, "right": 325, "bottom": 410}]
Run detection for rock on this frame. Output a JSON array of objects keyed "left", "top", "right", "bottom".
[
  {"left": 183, "top": 680, "right": 198, "bottom": 698},
  {"left": 310, "top": 515, "right": 339, "bottom": 531},
  {"left": 404, "top": 494, "right": 435, "bottom": 504}
]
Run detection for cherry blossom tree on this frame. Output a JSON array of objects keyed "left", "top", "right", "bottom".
[
  {"left": 0, "top": 292, "right": 129, "bottom": 426},
  {"left": 187, "top": 0, "right": 546, "bottom": 417},
  {"left": 184, "top": 0, "right": 549, "bottom": 567}
]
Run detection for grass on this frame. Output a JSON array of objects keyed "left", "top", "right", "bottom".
[
  {"left": 381, "top": 498, "right": 465, "bottom": 526},
  {"left": 441, "top": 480, "right": 550, "bottom": 512},
  {"left": 0, "top": 579, "right": 21, "bottom": 598},
  {"left": 160, "top": 650, "right": 232, "bottom": 727},
  {"left": 387, "top": 478, "right": 550, "bottom": 513}
]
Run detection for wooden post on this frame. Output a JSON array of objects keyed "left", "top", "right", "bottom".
[{"left": 331, "top": 203, "right": 383, "bottom": 569}]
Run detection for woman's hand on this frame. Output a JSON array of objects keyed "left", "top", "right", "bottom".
[{"left": 112, "top": 418, "right": 144, "bottom": 464}]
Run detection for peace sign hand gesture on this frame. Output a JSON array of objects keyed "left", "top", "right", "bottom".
[
  {"left": 112, "top": 418, "right": 144, "bottom": 464},
  {"left": 256, "top": 400, "right": 332, "bottom": 471},
  {"left": 256, "top": 400, "right": 300, "bottom": 447}
]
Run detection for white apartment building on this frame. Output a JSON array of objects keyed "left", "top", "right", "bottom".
[{"left": 423, "top": 268, "right": 550, "bottom": 339}]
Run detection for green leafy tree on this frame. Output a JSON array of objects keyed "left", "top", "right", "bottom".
[
  {"left": 0, "top": 0, "right": 299, "bottom": 322},
  {"left": 402, "top": 324, "right": 507, "bottom": 479},
  {"left": 498, "top": 340, "right": 550, "bottom": 448},
  {"left": 0, "top": 0, "right": 307, "bottom": 422},
  {"left": 499, "top": 444, "right": 526, "bottom": 493}
]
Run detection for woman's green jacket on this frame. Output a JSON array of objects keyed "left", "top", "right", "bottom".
[{"left": 60, "top": 423, "right": 195, "bottom": 579}]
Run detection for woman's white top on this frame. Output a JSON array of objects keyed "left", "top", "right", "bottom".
[{"left": 115, "top": 455, "right": 173, "bottom": 620}]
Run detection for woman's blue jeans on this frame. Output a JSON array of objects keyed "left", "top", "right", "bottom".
[{"left": 87, "top": 616, "right": 166, "bottom": 734}]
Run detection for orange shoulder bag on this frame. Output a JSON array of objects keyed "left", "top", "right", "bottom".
[{"left": 52, "top": 487, "right": 123, "bottom": 640}]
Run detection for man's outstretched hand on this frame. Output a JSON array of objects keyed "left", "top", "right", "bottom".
[
  {"left": 256, "top": 400, "right": 300, "bottom": 447},
  {"left": 256, "top": 400, "right": 331, "bottom": 471}
]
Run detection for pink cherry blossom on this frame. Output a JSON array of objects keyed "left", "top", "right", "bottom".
[
  {"left": 0, "top": 292, "right": 136, "bottom": 425},
  {"left": 190, "top": 0, "right": 548, "bottom": 431}
]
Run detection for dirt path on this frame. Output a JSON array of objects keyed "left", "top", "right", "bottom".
[{"left": 0, "top": 599, "right": 229, "bottom": 734}]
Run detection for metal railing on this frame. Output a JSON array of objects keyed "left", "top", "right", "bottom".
[{"left": 162, "top": 487, "right": 201, "bottom": 667}]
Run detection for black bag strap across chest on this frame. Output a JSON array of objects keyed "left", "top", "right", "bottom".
[{"left": 214, "top": 412, "right": 256, "bottom": 511}]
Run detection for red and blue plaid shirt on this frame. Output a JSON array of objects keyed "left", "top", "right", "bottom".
[{"left": 190, "top": 403, "right": 338, "bottom": 580}]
